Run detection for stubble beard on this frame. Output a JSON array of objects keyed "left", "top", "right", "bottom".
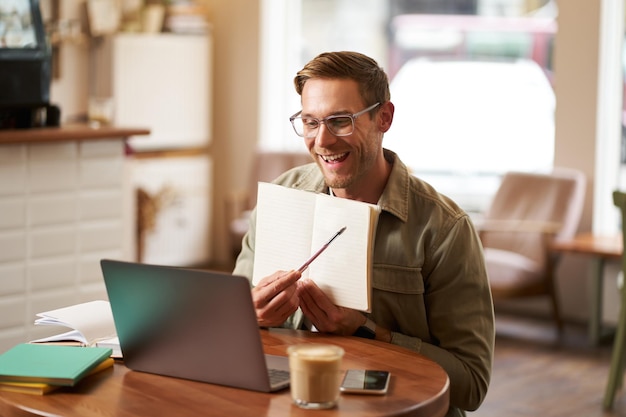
[{"left": 319, "top": 144, "right": 379, "bottom": 191}]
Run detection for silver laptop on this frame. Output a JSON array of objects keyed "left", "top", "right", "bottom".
[{"left": 100, "top": 259, "right": 290, "bottom": 392}]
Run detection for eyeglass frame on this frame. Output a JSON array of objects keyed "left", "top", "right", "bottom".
[{"left": 289, "top": 102, "right": 381, "bottom": 138}]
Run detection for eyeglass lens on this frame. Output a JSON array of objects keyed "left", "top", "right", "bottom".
[{"left": 293, "top": 115, "right": 353, "bottom": 138}]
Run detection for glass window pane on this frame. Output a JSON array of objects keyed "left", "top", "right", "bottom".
[{"left": 261, "top": 0, "right": 557, "bottom": 214}]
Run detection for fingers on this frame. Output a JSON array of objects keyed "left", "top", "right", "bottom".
[
  {"left": 252, "top": 270, "right": 301, "bottom": 327},
  {"left": 256, "top": 287, "right": 299, "bottom": 327},
  {"left": 254, "top": 270, "right": 301, "bottom": 305},
  {"left": 259, "top": 270, "right": 301, "bottom": 292},
  {"left": 298, "top": 279, "right": 334, "bottom": 310},
  {"left": 298, "top": 279, "right": 363, "bottom": 335},
  {"left": 252, "top": 272, "right": 361, "bottom": 333},
  {"left": 298, "top": 279, "right": 336, "bottom": 332},
  {"left": 298, "top": 285, "right": 321, "bottom": 323}
]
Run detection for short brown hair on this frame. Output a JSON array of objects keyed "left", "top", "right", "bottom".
[{"left": 294, "top": 51, "right": 390, "bottom": 109}]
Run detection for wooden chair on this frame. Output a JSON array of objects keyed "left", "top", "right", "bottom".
[
  {"left": 604, "top": 190, "right": 626, "bottom": 409},
  {"left": 478, "top": 168, "right": 586, "bottom": 333}
]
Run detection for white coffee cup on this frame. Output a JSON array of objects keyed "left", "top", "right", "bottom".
[{"left": 287, "top": 343, "right": 345, "bottom": 409}]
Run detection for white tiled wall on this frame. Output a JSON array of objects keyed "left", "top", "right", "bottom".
[{"left": 0, "top": 139, "right": 130, "bottom": 353}]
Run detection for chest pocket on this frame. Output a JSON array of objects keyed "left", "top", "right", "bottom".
[{"left": 372, "top": 264, "right": 424, "bottom": 294}]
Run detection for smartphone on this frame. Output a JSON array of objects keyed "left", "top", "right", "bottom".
[{"left": 340, "top": 369, "right": 390, "bottom": 395}]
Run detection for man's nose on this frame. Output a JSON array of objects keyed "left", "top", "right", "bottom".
[{"left": 314, "top": 123, "right": 337, "bottom": 147}]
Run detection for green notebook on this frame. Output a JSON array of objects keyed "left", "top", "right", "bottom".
[{"left": 0, "top": 343, "right": 112, "bottom": 386}]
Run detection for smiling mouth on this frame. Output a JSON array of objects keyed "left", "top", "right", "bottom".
[{"left": 320, "top": 152, "right": 348, "bottom": 163}]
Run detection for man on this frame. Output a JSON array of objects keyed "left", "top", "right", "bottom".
[{"left": 234, "top": 51, "right": 494, "bottom": 417}]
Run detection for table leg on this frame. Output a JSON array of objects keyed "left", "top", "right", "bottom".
[{"left": 589, "top": 257, "right": 605, "bottom": 345}]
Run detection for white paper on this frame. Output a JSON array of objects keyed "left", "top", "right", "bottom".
[
  {"left": 252, "top": 182, "right": 380, "bottom": 311},
  {"left": 32, "top": 300, "right": 116, "bottom": 346}
]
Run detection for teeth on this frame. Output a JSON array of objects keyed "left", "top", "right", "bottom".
[{"left": 322, "top": 153, "right": 347, "bottom": 162}]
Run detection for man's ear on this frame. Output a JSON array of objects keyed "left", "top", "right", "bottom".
[{"left": 378, "top": 101, "right": 394, "bottom": 133}]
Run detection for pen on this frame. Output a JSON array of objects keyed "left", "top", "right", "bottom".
[{"left": 297, "top": 226, "right": 347, "bottom": 273}]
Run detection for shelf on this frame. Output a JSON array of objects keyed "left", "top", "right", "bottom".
[{"left": 0, "top": 124, "right": 150, "bottom": 145}]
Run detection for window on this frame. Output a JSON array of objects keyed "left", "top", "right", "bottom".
[
  {"left": 385, "top": 12, "right": 557, "bottom": 213},
  {"left": 260, "top": 0, "right": 558, "bottom": 214}
]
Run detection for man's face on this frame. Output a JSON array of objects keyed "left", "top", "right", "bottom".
[{"left": 300, "top": 78, "right": 383, "bottom": 192}]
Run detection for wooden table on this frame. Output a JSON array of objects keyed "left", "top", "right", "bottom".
[
  {"left": 0, "top": 329, "right": 450, "bottom": 417},
  {"left": 552, "top": 233, "right": 623, "bottom": 344}
]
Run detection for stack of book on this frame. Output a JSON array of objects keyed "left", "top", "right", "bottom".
[
  {"left": 30, "top": 300, "right": 122, "bottom": 359},
  {"left": 0, "top": 344, "right": 113, "bottom": 395}
]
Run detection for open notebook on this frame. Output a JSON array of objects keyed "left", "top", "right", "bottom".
[{"left": 100, "top": 259, "right": 290, "bottom": 392}]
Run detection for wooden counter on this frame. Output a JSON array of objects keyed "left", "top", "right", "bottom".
[{"left": 0, "top": 124, "right": 150, "bottom": 145}]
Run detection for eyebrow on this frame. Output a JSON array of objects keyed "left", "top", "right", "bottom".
[{"left": 300, "top": 109, "right": 353, "bottom": 118}]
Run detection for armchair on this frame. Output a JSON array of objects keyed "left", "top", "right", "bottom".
[{"left": 479, "top": 168, "right": 586, "bottom": 333}]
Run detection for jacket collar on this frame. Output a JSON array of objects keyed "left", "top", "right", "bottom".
[{"left": 291, "top": 149, "right": 410, "bottom": 223}]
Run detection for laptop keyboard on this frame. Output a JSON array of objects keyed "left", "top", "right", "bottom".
[{"left": 268, "top": 368, "right": 290, "bottom": 385}]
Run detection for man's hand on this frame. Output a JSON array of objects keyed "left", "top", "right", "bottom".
[
  {"left": 252, "top": 270, "right": 301, "bottom": 327},
  {"left": 297, "top": 278, "right": 365, "bottom": 335}
]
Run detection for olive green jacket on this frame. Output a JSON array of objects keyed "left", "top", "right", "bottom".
[{"left": 234, "top": 149, "right": 494, "bottom": 415}]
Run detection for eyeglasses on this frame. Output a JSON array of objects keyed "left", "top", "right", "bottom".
[{"left": 289, "top": 102, "right": 380, "bottom": 138}]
